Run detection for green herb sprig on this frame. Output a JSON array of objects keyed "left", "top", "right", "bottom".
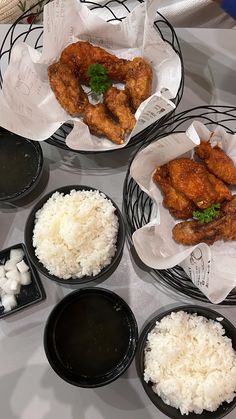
[
  {"left": 193, "top": 203, "right": 221, "bottom": 224},
  {"left": 87, "top": 63, "right": 111, "bottom": 95}
]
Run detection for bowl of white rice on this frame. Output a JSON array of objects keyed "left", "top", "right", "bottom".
[
  {"left": 136, "top": 305, "right": 236, "bottom": 419},
  {"left": 24, "top": 185, "right": 125, "bottom": 284}
]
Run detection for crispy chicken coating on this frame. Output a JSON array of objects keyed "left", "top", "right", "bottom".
[
  {"left": 83, "top": 104, "right": 125, "bottom": 144},
  {"left": 207, "top": 173, "right": 232, "bottom": 203},
  {"left": 104, "top": 87, "right": 136, "bottom": 133},
  {"left": 60, "top": 41, "right": 129, "bottom": 84},
  {"left": 168, "top": 158, "right": 217, "bottom": 209},
  {"left": 48, "top": 61, "right": 88, "bottom": 116},
  {"left": 153, "top": 166, "right": 196, "bottom": 219},
  {"left": 173, "top": 195, "right": 236, "bottom": 245},
  {"left": 195, "top": 141, "right": 236, "bottom": 185},
  {"left": 125, "top": 57, "right": 152, "bottom": 110}
]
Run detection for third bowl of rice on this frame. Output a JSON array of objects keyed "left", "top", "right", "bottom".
[{"left": 136, "top": 305, "right": 236, "bottom": 419}]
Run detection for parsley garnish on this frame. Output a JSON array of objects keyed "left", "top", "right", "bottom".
[
  {"left": 87, "top": 63, "right": 111, "bottom": 95},
  {"left": 193, "top": 203, "right": 221, "bottom": 224}
]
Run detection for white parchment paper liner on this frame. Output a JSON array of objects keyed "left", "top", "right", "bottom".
[
  {"left": 130, "top": 121, "right": 236, "bottom": 304},
  {"left": 0, "top": 0, "right": 181, "bottom": 151}
]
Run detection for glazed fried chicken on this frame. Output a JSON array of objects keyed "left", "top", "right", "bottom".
[
  {"left": 104, "top": 87, "right": 136, "bottom": 133},
  {"left": 153, "top": 158, "right": 232, "bottom": 220},
  {"left": 60, "top": 41, "right": 129, "bottom": 84},
  {"left": 153, "top": 165, "right": 196, "bottom": 219},
  {"left": 48, "top": 61, "right": 88, "bottom": 116},
  {"left": 125, "top": 57, "right": 152, "bottom": 110},
  {"left": 83, "top": 104, "right": 125, "bottom": 144},
  {"left": 173, "top": 195, "right": 236, "bottom": 246},
  {"left": 168, "top": 158, "right": 218, "bottom": 209},
  {"left": 195, "top": 141, "right": 236, "bottom": 185}
]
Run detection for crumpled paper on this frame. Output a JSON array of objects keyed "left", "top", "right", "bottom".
[
  {"left": 130, "top": 121, "right": 236, "bottom": 304},
  {"left": 0, "top": 0, "right": 181, "bottom": 151}
]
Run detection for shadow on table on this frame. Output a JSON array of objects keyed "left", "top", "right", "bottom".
[
  {"left": 128, "top": 241, "right": 202, "bottom": 306},
  {"left": 178, "top": 33, "right": 236, "bottom": 108},
  {"left": 42, "top": 139, "right": 139, "bottom": 175}
]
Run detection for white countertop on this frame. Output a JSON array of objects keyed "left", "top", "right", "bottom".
[{"left": 0, "top": 23, "right": 236, "bottom": 419}]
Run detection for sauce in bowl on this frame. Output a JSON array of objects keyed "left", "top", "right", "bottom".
[
  {"left": 44, "top": 288, "right": 138, "bottom": 387},
  {"left": 0, "top": 130, "right": 43, "bottom": 201}
]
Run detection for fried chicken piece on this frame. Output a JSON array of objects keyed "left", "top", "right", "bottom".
[
  {"left": 104, "top": 87, "right": 136, "bottom": 133},
  {"left": 168, "top": 158, "right": 217, "bottom": 209},
  {"left": 125, "top": 57, "right": 152, "bottom": 110},
  {"left": 48, "top": 61, "right": 88, "bottom": 116},
  {"left": 83, "top": 104, "right": 125, "bottom": 144},
  {"left": 60, "top": 41, "right": 129, "bottom": 84},
  {"left": 195, "top": 141, "right": 236, "bottom": 185},
  {"left": 173, "top": 195, "right": 236, "bottom": 245},
  {"left": 207, "top": 173, "right": 232, "bottom": 203},
  {"left": 153, "top": 166, "right": 196, "bottom": 219}
]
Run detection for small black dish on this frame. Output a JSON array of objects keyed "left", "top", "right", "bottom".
[
  {"left": 44, "top": 287, "right": 138, "bottom": 387},
  {"left": 24, "top": 185, "right": 125, "bottom": 285},
  {"left": 0, "top": 129, "right": 43, "bottom": 203},
  {"left": 0, "top": 243, "right": 46, "bottom": 319},
  {"left": 136, "top": 305, "right": 236, "bottom": 419}
]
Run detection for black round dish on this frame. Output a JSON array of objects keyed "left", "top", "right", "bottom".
[
  {"left": 136, "top": 305, "right": 236, "bottom": 419},
  {"left": 44, "top": 287, "right": 138, "bottom": 387},
  {"left": 24, "top": 185, "right": 125, "bottom": 285},
  {"left": 0, "top": 129, "right": 43, "bottom": 202}
]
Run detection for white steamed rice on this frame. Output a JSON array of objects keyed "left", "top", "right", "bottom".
[
  {"left": 32, "top": 189, "right": 119, "bottom": 279},
  {"left": 144, "top": 311, "right": 236, "bottom": 415}
]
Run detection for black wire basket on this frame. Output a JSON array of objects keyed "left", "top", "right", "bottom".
[
  {"left": 0, "top": 0, "right": 184, "bottom": 153},
  {"left": 123, "top": 105, "right": 236, "bottom": 305}
]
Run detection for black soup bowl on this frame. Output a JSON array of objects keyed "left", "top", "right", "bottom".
[
  {"left": 44, "top": 287, "right": 138, "bottom": 387},
  {"left": 0, "top": 129, "right": 43, "bottom": 203},
  {"left": 136, "top": 305, "right": 236, "bottom": 419},
  {"left": 24, "top": 185, "right": 125, "bottom": 285}
]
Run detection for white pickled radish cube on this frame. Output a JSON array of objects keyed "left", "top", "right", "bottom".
[
  {"left": 10, "top": 279, "right": 20, "bottom": 292},
  {"left": 2, "top": 279, "right": 18, "bottom": 295},
  {"left": 6, "top": 269, "right": 21, "bottom": 282},
  {"left": 0, "top": 265, "right": 5, "bottom": 277},
  {"left": 16, "top": 260, "right": 29, "bottom": 273},
  {"left": 10, "top": 248, "right": 24, "bottom": 263},
  {"left": 20, "top": 271, "right": 31, "bottom": 285},
  {"left": 4, "top": 259, "right": 17, "bottom": 271},
  {"left": 0, "top": 277, "right": 7, "bottom": 289},
  {"left": 1, "top": 294, "right": 17, "bottom": 311}
]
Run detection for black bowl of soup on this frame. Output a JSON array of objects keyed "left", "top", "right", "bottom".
[
  {"left": 44, "top": 288, "right": 138, "bottom": 387},
  {"left": 0, "top": 129, "right": 43, "bottom": 203}
]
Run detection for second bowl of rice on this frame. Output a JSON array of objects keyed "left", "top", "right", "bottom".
[{"left": 24, "top": 185, "right": 125, "bottom": 284}]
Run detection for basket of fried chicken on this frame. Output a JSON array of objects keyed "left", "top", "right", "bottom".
[
  {"left": 0, "top": 0, "right": 181, "bottom": 152},
  {"left": 130, "top": 120, "right": 236, "bottom": 304}
]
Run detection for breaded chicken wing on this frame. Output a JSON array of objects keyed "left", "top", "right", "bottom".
[
  {"left": 48, "top": 61, "right": 88, "bottom": 116},
  {"left": 104, "top": 87, "right": 136, "bottom": 133},
  {"left": 168, "top": 158, "right": 217, "bottom": 209},
  {"left": 60, "top": 41, "right": 129, "bottom": 84},
  {"left": 153, "top": 165, "right": 196, "bottom": 219},
  {"left": 195, "top": 141, "right": 236, "bottom": 185},
  {"left": 125, "top": 57, "right": 152, "bottom": 110},
  {"left": 207, "top": 173, "right": 232, "bottom": 203},
  {"left": 83, "top": 104, "right": 125, "bottom": 144},
  {"left": 172, "top": 195, "right": 236, "bottom": 246}
]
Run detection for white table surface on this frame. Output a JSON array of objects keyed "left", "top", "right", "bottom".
[{"left": 0, "top": 23, "right": 236, "bottom": 419}]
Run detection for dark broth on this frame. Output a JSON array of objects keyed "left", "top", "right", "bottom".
[
  {"left": 54, "top": 294, "right": 131, "bottom": 377},
  {"left": 0, "top": 133, "right": 39, "bottom": 197}
]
